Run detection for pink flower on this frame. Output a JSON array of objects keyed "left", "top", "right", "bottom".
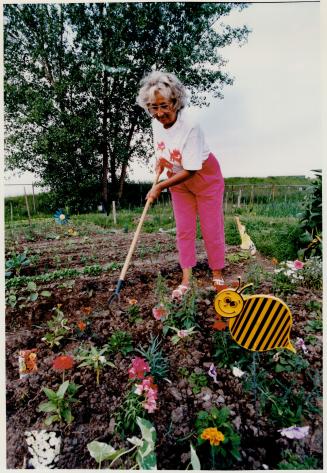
[
  {"left": 128, "top": 357, "right": 150, "bottom": 380},
  {"left": 293, "top": 260, "right": 304, "bottom": 270},
  {"left": 134, "top": 376, "right": 158, "bottom": 413},
  {"left": 143, "top": 397, "right": 157, "bottom": 413},
  {"left": 278, "top": 425, "right": 309, "bottom": 439},
  {"left": 177, "top": 330, "right": 188, "bottom": 338},
  {"left": 152, "top": 305, "right": 168, "bottom": 320},
  {"left": 157, "top": 141, "right": 165, "bottom": 151}
]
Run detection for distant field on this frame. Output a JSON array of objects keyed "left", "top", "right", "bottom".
[{"left": 4, "top": 175, "right": 311, "bottom": 222}]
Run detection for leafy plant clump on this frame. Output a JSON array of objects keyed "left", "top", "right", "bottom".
[
  {"left": 5, "top": 250, "right": 30, "bottom": 278},
  {"left": 42, "top": 305, "right": 70, "bottom": 349},
  {"left": 38, "top": 380, "right": 81, "bottom": 425},
  {"left": 135, "top": 335, "right": 169, "bottom": 382},
  {"left": 195, "top": 406, "right": 241, "bottom": 468},
  {"left": 105, "top": 330, "right": 133, "bottom": 356},
  {"left": 297, "top": 170, "right": 322, "bottom": 259},
  {"left": 75, "top": 344, "right": 115, "bottom": 385}
]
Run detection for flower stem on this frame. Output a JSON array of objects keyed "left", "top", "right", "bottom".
[
  {"left": 211, "top": 446, "right": 216, "bottom": 469},
  {"left": 108, "top": 445, "right": 137, "bottom": 468}
]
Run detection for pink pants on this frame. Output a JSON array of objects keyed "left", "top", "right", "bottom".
[{"left": 170, "top": 153, "right": 225, "bottom": 270}]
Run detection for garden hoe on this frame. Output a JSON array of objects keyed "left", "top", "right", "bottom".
[{"left": 108, "top": 171, "right": 161, "bottom": 306}]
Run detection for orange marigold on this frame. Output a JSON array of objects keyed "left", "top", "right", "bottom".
[{"left": 201, "top": 427, "right": 225, "bottom": 446}]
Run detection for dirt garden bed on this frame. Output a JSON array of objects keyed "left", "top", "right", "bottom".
[{"left": 5, "top": 230, "right": 323, "bottom": 469}]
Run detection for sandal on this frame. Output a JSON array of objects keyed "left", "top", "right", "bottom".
[
  {"left": 172, "top": 284, "right": 190, "bottom": 300},
  {"left": 212, "top": 278, "right": 228, "bottom": 293}
]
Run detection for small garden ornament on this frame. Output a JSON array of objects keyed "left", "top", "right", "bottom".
[
  {"left": 213, "top": 278, "right": 296, "bottom": 353},
  {"left": 19, "top": 349, "right": 38, "bottom": 378},
  {"left": 235, "top": 216, "right": 256, "bottom": 256},
  {"left": 54, "top": 209, "right": 70, "bottom": 225}
]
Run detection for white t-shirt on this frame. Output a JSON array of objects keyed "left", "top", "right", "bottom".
[{"left": 152, "top": 108, "right": 210, "bottom": 175}]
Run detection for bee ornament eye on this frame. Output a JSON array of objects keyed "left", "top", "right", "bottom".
[{"left": 214, "top": 289, "right": 244, "bottom": 318}]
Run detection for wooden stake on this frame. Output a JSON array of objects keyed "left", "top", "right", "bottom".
[
  {"left": 237, "top": 189, "right": 242, "bottom": 208},
  {"left": 32, "top": 184, "right": 36, "bottom": 213},
  {"left": 112, "top": 201, "right": 117, "bottom": 224},
  {"left": 24, "top": 186, "right": 32, "bottom": 226}
]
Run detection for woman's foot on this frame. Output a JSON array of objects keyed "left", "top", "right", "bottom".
[
  {"left": 172, "top": 268, "right": 192, "bottom": 299},
  {"left": 212, "top": 269, "right": 227, "bottom": 292}
]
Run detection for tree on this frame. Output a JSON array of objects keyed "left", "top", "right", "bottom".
[{"left": 5, "top": 2, "right": 250, "bottom": 212}]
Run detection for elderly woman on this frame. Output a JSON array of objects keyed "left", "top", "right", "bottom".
[{"left": 136, "top": 70, "right": 225, "bottom": 298}]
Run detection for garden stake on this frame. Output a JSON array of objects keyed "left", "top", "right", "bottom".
[
  {"left": 108, "top": 171, "right": 161, "bottom": 306},
  {"left": 251, "top": 351, "right": 259, "bottom": 430}
]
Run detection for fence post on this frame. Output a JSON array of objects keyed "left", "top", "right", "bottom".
[
  {"left": 237, "top": 189, "right": 242, "bottom": 208},
  {"left": 10, "top": 201, "right": 13, "bottom": 225},
  {"left": 24, "top": 186, "right": 32, "bottom": 226},
  {"left": 32, "top": 183, "right": 36, "bottom": 213},
  {"left": 272, "top": 185, "right": 275, "bottom": 201},
  {"left": 112, "top": 201, "right": 117, "bottom": 224},
  {"left": 224, "top": 191, "right": 228, "bottom": 212},
  {"left": 250, "top": 185, "right": 254, "bottom": 205}
]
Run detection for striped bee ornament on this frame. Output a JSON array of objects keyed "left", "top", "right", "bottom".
[{"left": 214, "top": 281, "right": 296, "bottom": 353}]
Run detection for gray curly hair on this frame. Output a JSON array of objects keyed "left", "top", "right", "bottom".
[{"left": 136, "top": 70, "right": 188, "bottom": 113}]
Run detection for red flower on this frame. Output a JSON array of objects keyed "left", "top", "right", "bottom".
[
  {"left": 212, "top": 320, "right": 228, "bottom": 331},
  {"left": 77, "top": 320, "right": 86, "bottom": 331},
  {"left": 52, "top": 355, "right": 74, "bottom": 371}
]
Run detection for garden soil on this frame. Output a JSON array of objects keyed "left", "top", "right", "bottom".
[{"left": 6, "top": 231, "right": 323, "bottom": 469}]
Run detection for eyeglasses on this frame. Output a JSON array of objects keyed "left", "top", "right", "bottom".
[{"left": 147, "top": 103, "right": 173, "bottom": 115}]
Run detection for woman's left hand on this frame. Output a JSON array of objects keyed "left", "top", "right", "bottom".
[{"left": 146, "top": 184, "right": 162, "bottom": 203}]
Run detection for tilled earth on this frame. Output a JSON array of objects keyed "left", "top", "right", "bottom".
[{"left": 6, "top": 230, "right": 323, "bottom": 469}]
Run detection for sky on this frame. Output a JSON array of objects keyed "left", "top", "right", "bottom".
[{"left": 3, "top": 0, "right": 323, "bottom": 196}]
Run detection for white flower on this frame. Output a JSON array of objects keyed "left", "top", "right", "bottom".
[
  {"left": 232, "top": 366, "right": 245, "bottom": 378},
  {"left": 278, "top": 425, "right": 309, "bottom": 439},
  {"left": 273, "top": 353, "right": 280, "bottom": 362},
  {"left": 59, "top": 214, "right": 66, "bottom": 220},
  {"left": 99, "top": 355, "right": 106, "bottom": 363},
  {"left": 295, "top": 337, "right": 309, "bottom": 355}
]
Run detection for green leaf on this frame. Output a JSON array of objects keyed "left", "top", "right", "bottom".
[
  {"left": 62, "top": 408, "right": 74, "bottom": 424},
  {"left": 190, "top": 443, "right": 201, "bottom": 470},
  {"left": 38, "top": 401, "right": 56, "bottom": 413},
  {"left": 29, "top": 292, "right": 38, "bottom": 302},
  {"left": 43, "top": 387, "right": 57, "bottom": 401},
  {"left": 87, "top": 441, "right": 124, "bottom": 464},
  {"left": 57, "top": 380, "right": 69, "bottom": 399},
  {"left": 44, "top": 414, "right": 60, "bottom": 426},
  {"left": 27, "top": 281, "right": 37, "bottom": 291},
  {"left": 136, "top": 417, "right": 157, "bottom": 445},
  {"left": 40, "top": 290, "right": 52, "bottom": 297}
]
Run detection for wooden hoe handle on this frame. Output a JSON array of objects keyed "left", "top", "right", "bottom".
[{"left": 118, "top": 172, "right": 161, "bottom": 282}]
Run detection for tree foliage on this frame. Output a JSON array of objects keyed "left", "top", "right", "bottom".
[{"left": 5, "top": 2, "right": 250, "bottom": 212}]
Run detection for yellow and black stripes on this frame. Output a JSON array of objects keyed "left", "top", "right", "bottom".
[{"left": 229, "top": 296, "right": 293, "bottom": 352}]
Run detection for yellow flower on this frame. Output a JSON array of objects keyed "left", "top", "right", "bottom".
[{"left": 201, "top": 427, "right": 225, "bottom": 446}]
